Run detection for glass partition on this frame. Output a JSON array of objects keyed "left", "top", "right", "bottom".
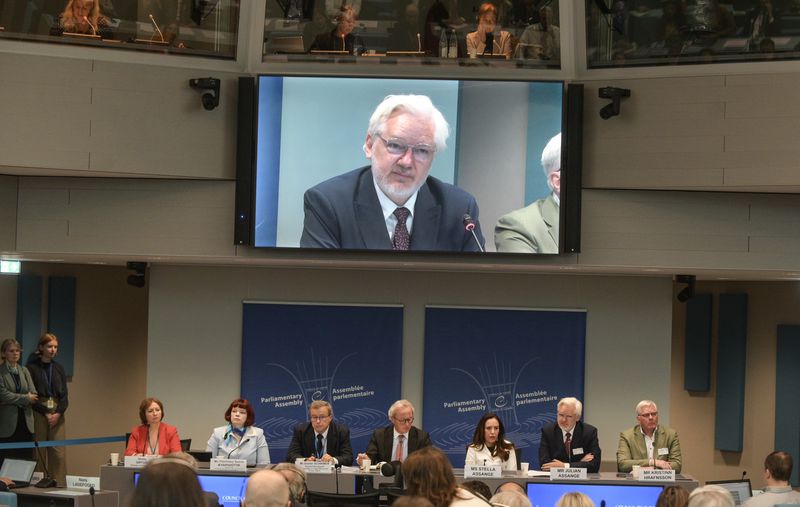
[
  {"left": 262, "top": 0, "right": 562, "bottom": 68},
  {"left": 587, "top": 0, "right": 800, "bottom": 68},
  {"left": 0, "top": 0, "right": 240, "bottom": 59}
]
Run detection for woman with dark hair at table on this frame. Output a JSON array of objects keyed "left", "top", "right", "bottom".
[
  {"left": 404, "top": 446, "right": 489, "bottom": 506},
  {"left": 465, "top": 412, "right": 517, "bottom": 471},
  {"left": 27, "top": 333, "right": 68, "bottom": 484},
  {"left": 50, "top": 0, "right": 112, "bottom": 38},
  {"left": 125, "top": 397, "right": 182, "bottom": 456},
  {"left": 0, "top": 338, "right": 38, "bottom": 467},
  {"left": 206, "top": 398, "right": 270, "bottom": 466}
]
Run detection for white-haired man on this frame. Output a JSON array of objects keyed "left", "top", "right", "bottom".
[
  {"left": 300, "top": 94, "right": 485, "bottom": 252},
  {"left": 494, "top": 132, "right": 561, "bottom": 253},
  {"left": 242, "top": 469, "right": 291, "bottom": 507},
  {"left": 617, "top": 400, "right": 682, "bottom": 473},
  {"left": 357, "top": 399, "right": 432, "bottom": 465},
  {"left": 539, "top": 397, "right": 601, "bottom": 472}
]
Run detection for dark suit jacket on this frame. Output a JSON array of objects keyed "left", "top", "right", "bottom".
[
  {"left": 286, "top": 421, "right": 354, "bottom": 465},
  {"left": 538, "top": 421, "right": 601, "bottom": 473},
  {"left": 365, "top": 425, "right": 432, "bottom": 463},
  {"left": 300, "top": 166, "right": 485, "bottom": 252}
]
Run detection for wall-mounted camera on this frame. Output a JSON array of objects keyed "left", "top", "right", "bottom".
[
  {"left": 189, "top": 77, "right": 221, "bottom": 111},
  {"left": 598, "top": 86, "right": 630, "bottom": 120}
]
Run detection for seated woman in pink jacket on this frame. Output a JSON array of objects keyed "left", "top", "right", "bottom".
[{"left": 125, "top": 397, "right": 182, "bottom": 456}]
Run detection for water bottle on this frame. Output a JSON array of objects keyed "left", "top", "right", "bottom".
[
  {"left": 439, "top": 28, "right": 447, "bottom": 58},
  {"left": 448, "top": 29, "right": 457, "bottom": 58}
]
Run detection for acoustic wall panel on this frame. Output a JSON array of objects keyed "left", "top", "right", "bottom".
[
  {"left": 684, "top": 294, "right": 712, "bottom": 392},
  {"left": 714, "top": 294, "right": 747, "bottom": 452}
]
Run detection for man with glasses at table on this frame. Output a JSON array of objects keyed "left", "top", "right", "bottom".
[
  {"left": 300, "top": 94, "right": 485, "bottom": 252},
  {"left": 539, "top": 397, "right": 601, "bottom": 472},
  {"left": 286, "top": 400, "right": 353, "bottom": 465},
  {"left": 357, "top": 399, "right": 432, "bottom": 465},
  {"left": 617, "top": 399, "right": 682, "bottom": 473}
]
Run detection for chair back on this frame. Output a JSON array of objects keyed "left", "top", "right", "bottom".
[
  {"left": 306, "top": 491, "right": 380, "bottom": 507},
  {"left": 180, "top": 438, "right": 192, "bottom": 451},
  {"left": 0, "top": 491, "right": 18, "bottom": 507}
]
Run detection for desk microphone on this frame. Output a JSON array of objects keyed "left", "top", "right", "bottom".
[
  {"left": 82, "top": 16, "right": 98, "bottom": 35},
  {"left": 741, "top": 470, "right": 747, "bottom": 480},
  {"left": 33, "top": 440, "right": 57, "bottom": 488},
  {"left": 417, "top": 33, "right": 421, "bottom": 52},
  {"left": 462, "top": 214, "right": 484, "bottom": 252},
  {"left": 89, "top": 486, "right": 96, "bottom": 507},
  {"left": 148, "top": 14, "right": 165, "bottom": 42},
  {"left": 334, "top": 462, "right": 341, "bottom": 494},
  {"left": 226, "top": 438, "right": 250, "bottom": 458}
]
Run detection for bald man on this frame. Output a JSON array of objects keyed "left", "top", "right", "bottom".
[{"left": 243, "top": 470, "right": 291, "bottom": 507}]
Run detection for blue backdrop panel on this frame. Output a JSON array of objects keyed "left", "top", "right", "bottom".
[
  {"left": 47, "top": 276, "right": 76, "bottom": 376},
  {"left": 776, "top": 325, "right": 800, "bottom": 487},
  {"left": 714, "top": 293, "right": 747, "bottom": 452},
  {"left": 16, "top": 274, "right": 43, "bottom": 358},
  {"left": 423, "top": 306, "right": 586, "bottom": 469},
  {"left": 241, "top": 302, "right": 403, "bottom": 465}
]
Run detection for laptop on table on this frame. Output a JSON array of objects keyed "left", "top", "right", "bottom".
[{"left": 0, "top": 459, "right": 37, "bottom": 488}]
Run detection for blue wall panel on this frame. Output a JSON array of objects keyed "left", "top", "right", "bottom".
[
  {"left": 714, "top": 294, "right": 747, "bottom": 452},
  {"left": 47, "top": 276, "right": 76, "bottom": 376},
  {"left": 684, "top": 294, "right": 712, "bottom": 392},
  {"left": 776, "top": 325, "right": 800, "bottom": 486},
  {"left": 15, "top": 275, "right": 42, "bottom": 361}
]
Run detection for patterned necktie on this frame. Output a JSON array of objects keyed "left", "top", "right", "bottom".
[
  {"left": 393, "top": 207, "right": 411, "bottom": 250},
  {"left": 395, "top": 434, "right": 405, "bottom": 461},
  {"left": 316, "top": 434, "right": 324, "bottom": 459},
  {"left": 565, "top": 432, "right": 572, "bottom": 460}
]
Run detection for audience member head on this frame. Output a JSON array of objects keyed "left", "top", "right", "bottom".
[
  {"left": 495, "top": 481, "right": 526, "bottom": 495},
  {"left": 491, "top": 490, "right": 532, "bottom": 507},
  {"left": 164, "top": 452, "right": 198, "bottom": 469},
  {"left": 60, "top": 0, "right": 103, "bottom": 33},
  {"left": 403, "top": 446, "right": 458, "bottom": 507},
  {"left": 225, "top": 398, "right": 256, "bottom": 428},
  {"left": 687, "top": 485, "right": 734, "bottom": 507},
  {"left": 35, "top": 333, "right": 59, "bottom": 362},
  {"left": 541, "top": 133, "right": 561, "bottom": 197},
  {"left": 364, "top": 96, "right": 449, "bottom": 206},
  {"left": 461, "top": 480, "right": 491, "bottom": 502},
  {"left": 272, "top": 463, "right": 307, "bottom": 503},
  {"left": 656, "top": 485, "right": 690, "bottom": 507},
  {"left": 388, "top": 399, "right": 417, "bottom": 434},
  {"left": 476, "top": 2, "right": 498, "bottom": 33},
  {"left": 130, "top": 459, "right": 205, "bottom": 507},
  {"left": 393, "top": 497, "right": 435, "bottom": 507},
  {"left": 334, "top": 4, "right": 357, "bottom": 36},
  {"left": 635, "top": 399, "right": 659, "bottom": 435},
  {"left": 556, "top": 492, "right": 595, "bottom": 507},
  {"left": 538, "top": 5, "right": 554, "bottom": 29},
  {"left": 138, "top": 397, "right": 165, "bottom": 425},
  {"left": 243, "top": 469, "right": 291, "bottom": 507},
  {"left": 764, "top": 450, "right": 793, "bottom": 484},
  {"left": 1, "top": 338, "right": 22, "bottom": 365},
  {"left": 470, "top": 412, "right": 511, "bottom": 460},
  {"left": 308, "top": 400, "right": 333, "bottom": 434}
]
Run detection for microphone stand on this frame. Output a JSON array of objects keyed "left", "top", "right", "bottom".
[{"left": 33, "top": 440, "right": 57, "bottom": 488}]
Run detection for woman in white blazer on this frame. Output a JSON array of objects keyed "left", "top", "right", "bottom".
[
  {"left": 464, "top": 412, "right": 517, "bottom": 471},
  {"left": 206, "top": 398, "right": 270, "bottom": 466}
]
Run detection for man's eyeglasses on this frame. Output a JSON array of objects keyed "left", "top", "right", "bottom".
[
  {"left": 638, "top": 412, "right": 658, "bottom": 419},
  {"left": 310, "top": 415, "right": 330, "bottom": 422},
  {"left": 393, "top": 417, "right": 414, "bottom": 424},
  {"left": 376, "top": 135, "right": 436, "bottom": 162}
]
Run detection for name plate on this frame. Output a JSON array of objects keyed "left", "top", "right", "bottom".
[
  {"left": 66, "top": 475, "right": 101, "bottom": 490},
  {"left": 124, "top": 456, "right": 157, "bottom": 468},
  {"left": 550, "top": 467, "right": 588, "bottom": 480},
  {"left": 640, "top": 469, "right": 676, "bottom": 482},
  {"left": 297, "top": 461, "right": 333, "bottom": 474},
  {"left": 210, "top": 458, "right": 247, "bottom": 471},
  {"left": 464, "top": 464, "right": 502, "bottom": 478}
]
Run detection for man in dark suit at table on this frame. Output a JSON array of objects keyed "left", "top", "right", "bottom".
[
  {"left": 539, "top": 397, "right": 601, "bottom": 473},
  {"left": 357, "top": 399, "right": 432, "bottom": 465},
  {"left": 300, "top": 94, "right": 485, "bottom": 252},
  {"left": 286, "top": 400, "right": 353, "bottom": 465}
]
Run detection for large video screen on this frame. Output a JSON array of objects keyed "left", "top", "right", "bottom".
[
  {"left": 134, "top": 472, "right": 248, "bottom": 507},
  {"left": 526, "top": 482, "right": 665, "bottom": 507},
  {"left": 250, "top": 75, "right": 566, "bottom": 254}
]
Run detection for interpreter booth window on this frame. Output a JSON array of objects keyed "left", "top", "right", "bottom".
[
  {"left": 587, "top": 0, "right": 800, "bottom": 68},
  {"left": 0, "top": 0, "right": 240, "bottom": 59},
  {"left": 262, "top": 0, "right": 562, "bottom": 68}
]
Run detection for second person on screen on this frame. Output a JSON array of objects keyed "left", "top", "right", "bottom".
[
  {"left": 464, "top": 412, "right": 517, "bottom": 470},
  {"left": 207, "top": 398, "right": 270, "bottom": 466}
]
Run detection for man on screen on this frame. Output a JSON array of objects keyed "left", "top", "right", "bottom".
[
  {"left": 300, "top": 94, "right": 485, "bottom": 251},
  {"left": 539, "top": 397, "right": 601, "bottom": 472},
  {"left": 286, "top": 400, "right": 353, "bottom": 465},
  {"left": 357, "top": 399, "right": 432, "bottom": 465},
  {"left": 617, "top": 399, "right": 682, "bottom": 473},
  {"left": 494, "top": 132, "right": 561, "bottom": 254}
]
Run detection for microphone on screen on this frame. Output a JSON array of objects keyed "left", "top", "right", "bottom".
[
  {"left": 463, "top": 214, "right": 484, "bottom": 252},
  {"left": 149, "top": 14, "right": 165, "bottom": 42},
  {"left": 83, "top": 16, "right": 98, "bottom": 35},
  {"left": 417, "top": 33, "right": 422, "bottom": 52}
]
